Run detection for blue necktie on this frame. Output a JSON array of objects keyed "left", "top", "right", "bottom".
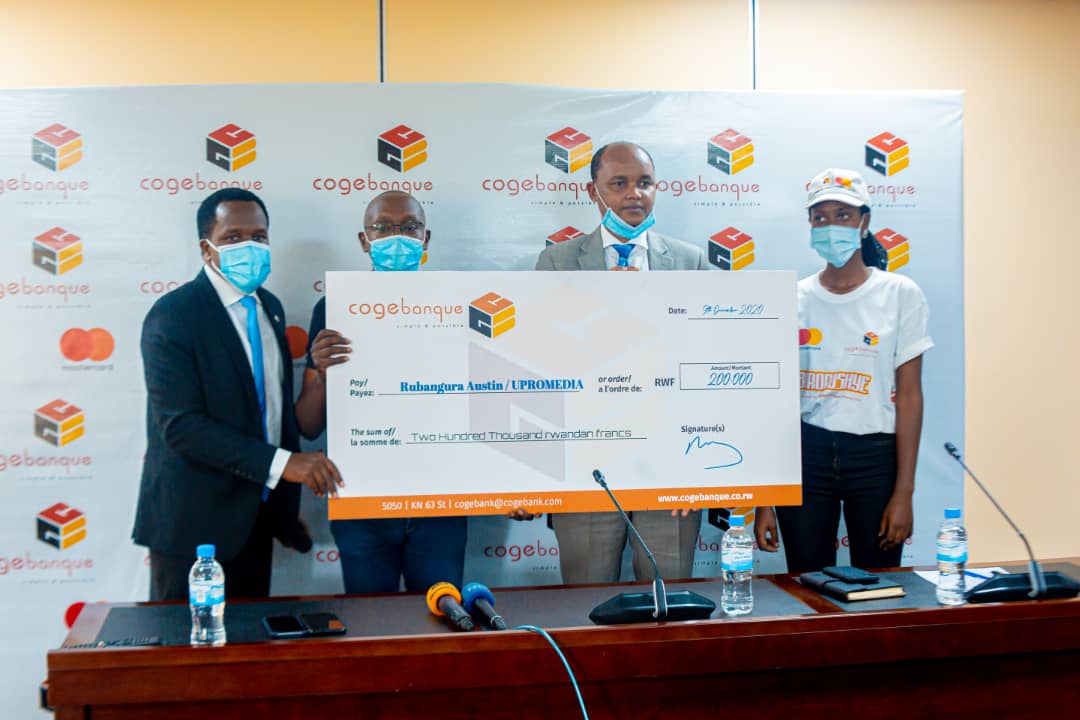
[
  {"left": 239, "top": 296, "right": 270, "bottom": 501},
  {"left": 613, "top": 242, "right": 634, "bottom": 268}
]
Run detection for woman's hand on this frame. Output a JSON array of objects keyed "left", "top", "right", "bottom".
[
  {"left": 878, "top": 493, "right": 913, "bottom": 550},
  {"left": 753, "top": 506, "right": 780, "bottom": 552}
]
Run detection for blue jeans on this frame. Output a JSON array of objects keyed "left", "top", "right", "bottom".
[{"left": 330, "top": 517, "right": 467, "bottom": 594}]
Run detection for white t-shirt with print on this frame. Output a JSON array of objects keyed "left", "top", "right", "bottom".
[{"left": 798, "top": 268, "right": 933, "bottom": 435}]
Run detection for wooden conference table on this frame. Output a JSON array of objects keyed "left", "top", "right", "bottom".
[{"left": 48, "top": 561, "right": 1080, "bottom": 719}]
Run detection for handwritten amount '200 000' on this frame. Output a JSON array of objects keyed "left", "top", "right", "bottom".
[{"left": 706, "top": 372, "right": 754, "bottom": 387}]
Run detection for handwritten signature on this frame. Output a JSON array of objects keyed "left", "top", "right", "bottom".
[{"left": 684, "top": 435, "right": 744, "bottom": 470}]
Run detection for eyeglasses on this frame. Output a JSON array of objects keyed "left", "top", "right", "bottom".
[{"left": 366, "top": 221, "right": 424, "bottom": 235}]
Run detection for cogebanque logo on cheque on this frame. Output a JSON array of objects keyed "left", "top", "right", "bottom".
[{"left": 347, "top": 298, "right": 465, "bottom": 323}]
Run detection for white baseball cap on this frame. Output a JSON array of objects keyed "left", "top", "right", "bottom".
[{"left": 805, "top": 168, "right": 872, "bottom": 209}]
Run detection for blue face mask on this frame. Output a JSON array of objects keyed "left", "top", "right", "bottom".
[
  {"left": 597, "top": 195, "right": 655, "bottom": 240},
  {"left": 810, "top": 225, "right": 862, "bottom": 268},
  {"left": 369, "top": 235, "right": 424, "bottom": 271},
  {"left": 207, "top": 239, "right": 271, "bottom": 294}
]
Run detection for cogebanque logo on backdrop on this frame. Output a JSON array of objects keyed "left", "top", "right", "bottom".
[
  {"left": 545, "top": 127, "right": 593, "bottom": 174},
  {"left": 310, "top": 124, "right": 435, "bottom": 197},
  {"left": 876, "top": 228, "right": 911, "bottom": 271},
  {"left": 33, "top": 227, "right": 83, "bottom": 275},
  {"left": 707, "top": 129, "right": 754, "bottom": 175},
  {"left": 0, "top": 124, "right": 90, "bottom": 201},
  {"left": 33, "top": 124, "right": 83, "bottom": 172},
  {"left": 0, "top": 227, "right": 92, "bottom": 308},
  {"left": 708, "top": 227, "right": 755, "bottom": 270},
  {"left": 865, "top": 131, "right": 909, "bottom": 176},
  {"left": 863, "top": 131, "right": 917, "bottom": 207},
  {"left": 378, "top": 125, "right": 428, "bottom": 172},
  {"left": 207, "top": 123, "right": 257, "bottom": 171},
  {"left": 469, "top": 292, "right": 516, "bottom": 339},
  {"left": 35, "top": 399, "right": 85, "bottom": 447},
  {"left": 139, "top": 123, "right": 264, "bottom": 196},
  {"left": 546, "top": 226, "right": 585, "bottom": 246},
  {"left": 480, "top": 125, "right": 595, "bottom": 203},
  {"left": 36, "top": 503, "right": 87, "bottom": 550},
  {"left": 0, "top": 401, "right": 93, "bottom": 475},
  {"left": 0, "top": 503, "right": 94, "bottom": 583}
]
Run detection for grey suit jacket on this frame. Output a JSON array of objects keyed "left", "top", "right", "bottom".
[{"left": 535, "top": 227, "right": 709, "bottom": 271}]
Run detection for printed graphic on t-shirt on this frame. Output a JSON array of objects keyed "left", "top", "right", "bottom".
[
  {"left": 799, "top": 327, "right": 823, "bottom": 349},
  {"left": 843, "top": 330, "right": 881, "bottom": 357},
  {"left": 800, "top": 370, "right": 873, "bottom": 396}
]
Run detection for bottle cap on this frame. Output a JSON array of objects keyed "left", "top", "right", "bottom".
[
  {"left": 944, "top": 508, "right": 961, "bottom": 519},
  {"left": 728, "top": 515, "right": 745, "bottom": 527},
  {"left": 196, "top": 544, "right": 216, "bottom": 559}
]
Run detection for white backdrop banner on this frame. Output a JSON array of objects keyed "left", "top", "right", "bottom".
[{"left": 0, "top": 84, "right": 963, "bottom": 716}]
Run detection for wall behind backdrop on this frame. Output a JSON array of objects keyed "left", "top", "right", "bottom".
[{"left": 0, "top": 1, "right": 1076, "bottom": 718}]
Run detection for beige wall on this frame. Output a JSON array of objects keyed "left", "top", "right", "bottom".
[
  {"left": 1, "top": 0, "right": 1075, "bottom": 562},
  {"left": 758, "top": 0, "right": 1080, "bottom": 562},
  {"left": 0, "top": 0, "right": 379, "bottom": 85}
]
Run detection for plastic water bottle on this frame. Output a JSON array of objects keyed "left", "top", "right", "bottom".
[
  {"left": 189, "top": 544, "right": 226, "bottom": 646},
  {"left": 936, "top": 508, "right": 968, "bottom": 606},
  {"left": 721, "top": 515, "right": 754, "bottom": 616}
]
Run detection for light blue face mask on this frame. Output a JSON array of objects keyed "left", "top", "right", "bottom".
[
  {"left": 207, "top": 239, "right": 271, "bottom": 293},
  {"left": 369, "top": 235, "right": 424, "bottom": 271},
  {"left": 810, "top": 225, "right": 862, "bottom": 268},
  {"left": 597, "top": 195, "right": 655, "bottom": 240}
]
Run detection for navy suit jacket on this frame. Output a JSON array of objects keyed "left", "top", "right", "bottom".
[{"left": 132, "top": 271, "right": 300, "bottom": 562}]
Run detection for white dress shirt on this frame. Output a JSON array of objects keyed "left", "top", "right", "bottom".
[
  {"left": 601, "top": 226, "right": 650, "bottom": 271},
  {"left": 203, "top": 265, "right": 290, "bottom": 490}
]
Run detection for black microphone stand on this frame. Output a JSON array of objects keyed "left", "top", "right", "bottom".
[
  {"left": 587, "top": 470, "right": 715, "bottom": 624},
  {"left": 944, "top": 442, "right": 1078, "bottom": 602}
]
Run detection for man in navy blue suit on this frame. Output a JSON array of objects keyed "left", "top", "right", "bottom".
[{"left": 133, "top": 189, "right": 343, "bottom": 601}]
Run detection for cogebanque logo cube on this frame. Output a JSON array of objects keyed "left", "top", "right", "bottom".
[
  {"left": 32, "top": 124, "right": 83, "bottom": 172},
  {"left": 378, "top": 125, "right": 428, "bottom": 172},
  {"left": 36, "top": 502, "right": 87, "bottom": 550},
  {"left": 34, "top": 399, "right": 85, "bottom": 447},
  {"left": 545, "top": 127, "right": 593, "bottom": 174},
  {"left": 206, "top": 124, "right": 257, "bottom": 172},
  {"left": 547, "top": 226, "right": 585, "bottom": 246},
  {"left": 864, "top": 332, "right": 879, "bottom": 347},
  {"left": 707, "top": 129, "right": 754, "bottom": 175},
  {"left": 469, "top": 292, "right": 515, "bottom": 338},
  {"left": 33, "top": 227, "right": 83, "bottom": 275},
  {"left": 876, "top": 228, "right": 911, "bottom": 271},
  {"left": 865, "top": 132, "right": 909, "bottom": 176},
  {"left": 708, "top": 227, "right": 755, "bottom": 270}
]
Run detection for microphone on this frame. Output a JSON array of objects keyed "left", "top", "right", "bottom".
[
  {"left": 425, "top": 582, "right": 475, "bottom": 631},
  {"left": 943, "top": 442, "right": 1078, "bottom": 601},
  {"left": 593, "top": 469, "right": 668, "bottom": 619},
  {"left": 587, "top": 469, "right": 715, "bottom": 625},
  {"left": 461, "top": 582, "right": 508, "bottom": 630}
]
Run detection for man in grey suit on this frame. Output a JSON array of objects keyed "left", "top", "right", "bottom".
[{"left": 533, "top": 141, "right": 706, "bottom": 584}]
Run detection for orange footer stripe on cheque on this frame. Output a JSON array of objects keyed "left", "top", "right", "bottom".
[{"left": 328, "top": 485, "right": 802, "bottom": 519}]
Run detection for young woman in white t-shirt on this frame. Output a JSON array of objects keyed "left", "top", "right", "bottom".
[{"left": 755, "top": 168, "right": 934, "bottom": 572}]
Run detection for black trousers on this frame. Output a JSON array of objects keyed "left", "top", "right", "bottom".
[
  {"left": 776, "top": 422, "right": 901, "bottom": 573},
  {"left": 149, "top": 502, "right": 274, "bottom": 601}
]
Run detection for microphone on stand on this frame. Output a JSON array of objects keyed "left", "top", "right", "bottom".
[
  {"left": 943, "top": 442, "right": 1078, "bottom": 601},
  {"left": 588, "top": 469, "right": 715, "bottom": 625},
  {"left": 426, "top": 582, "right": 476, "bottom": 631},
  {"left": 462, "top": 582, "right": 508, "bottom": 630}
]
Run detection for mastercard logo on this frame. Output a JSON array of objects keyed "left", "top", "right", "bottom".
[
  {"left": 799, "top": 328, "right": 823, "bottom": 346},
  {"left": 285, "top": 326, "right": 308, "bottom": 360},
  {"left": 60, "top": 328, "right": 114, "bottom": 362}
]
